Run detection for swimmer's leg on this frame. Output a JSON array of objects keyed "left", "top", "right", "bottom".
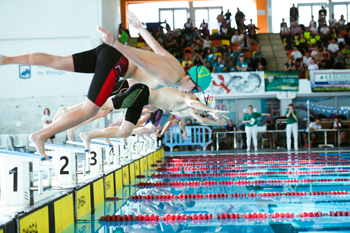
[
  {"left": 0, "top": 53, "right": 74, "bottom": 71},
  {"left": 30, "top": 98, "right": 100, "bottom": 160},
  {"left": 80, "top": 121, "right": 135, "bottom": 152}
]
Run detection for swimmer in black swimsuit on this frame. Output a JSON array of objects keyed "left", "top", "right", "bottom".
[{"left": 79, "top": 80, "right": 229, "bottom": 152}]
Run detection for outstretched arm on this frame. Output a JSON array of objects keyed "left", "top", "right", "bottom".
[
  {"left": 185, "top": 95, "right": 230, "bottom": 116},
  {"left": 188, "top": 109, "right": 226, "bottom": 126},
  {"left": 127, "top": 11, "right": 175, "bottom": 60}
]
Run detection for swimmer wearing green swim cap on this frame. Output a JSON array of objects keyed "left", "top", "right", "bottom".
[{"left": 188, "top": 65, "right": 212, "bottom": 92}]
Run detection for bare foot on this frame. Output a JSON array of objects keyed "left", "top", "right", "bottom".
[
  {"left": 67, "top": 128, "right": 75, "bottom": 141},
  {"left": 29, "top": 133, "right": 51, "bottom": 161},
  {"left": 80, "top": 132, "right": 91, "bottom": 152},
  {"left": 0, "top": 55, "right": 6, "bottom": 66},
  {"left": 104, "top": 137, "right": 112, "bottom": 146},
  {"left": 122, "top": 138, "right": 127, "bottom": 145},
  {"left": 53, "top": 107, "right": 67, "bottom": 121}
]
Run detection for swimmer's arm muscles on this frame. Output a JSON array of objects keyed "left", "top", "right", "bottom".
[
  {"left": 188, "top": 109, "right": 218, "bottom": 125},
  {"left": 185, "top": 96, "right": 216, "bottom": 113}
]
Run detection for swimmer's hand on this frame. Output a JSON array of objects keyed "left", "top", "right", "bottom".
[
  {"left": 209, "top": 110, "right": 230, "bottom": 121},
  {"left": 96, "top": 26, "right": 115, "bottom": 45},
  {"left": 127, "top": 11, "right": 142, "bottom": 29}
]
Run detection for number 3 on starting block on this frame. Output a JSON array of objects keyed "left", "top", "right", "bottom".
[{"left": 88, "top": 145, "right": 103, "bottom": 173}]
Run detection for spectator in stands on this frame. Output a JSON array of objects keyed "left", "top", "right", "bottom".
[
  {"left": 285, "top": 58, "right": 296, "bottom": 71},
  {"left": 343, "top": 45, "right": 350, "bottom": 56},
  {"left": 200, "top": 19, "right": 209, "bottom": 35},
  {"left": 303, "top": 52, "right": 312, "bottom": 67},
  {"left": 338, "top": 15, "right": 346, "bottom": 30},
  {"left": 231, "top": 30, "right": 243, "bottom": 46},
  {"left": 225, "top": 9, "right": 232, "bottom": 26},
  {"left": 290, "top": 46, "right": 303, "bottom": 60},
  {"left": 253, "top": 53, "right": 267, "bottom": 71},
  {"left": 346, "top": 53, "right": 350, "bottom": 69},
  {"left": 290, "top": 4, "right": 299, "bottom": 23},
  {"left": 310, "top": 22, "right": 318, "bottom": 34},
  {"left": 311, "top": 45, "right": 320, "bottom": 59},
  {"left": 291, "top": 23, "right": 302, "bottom": 36},
  {"left": 164, "top": 20, "right": 171, "bottom": 32},
  {"left": 286, "top": 104, "right": 298, "bottom": 151},
  {"left": 182, "top": 55, "right": 193, "bottom": 71},
  {"left": 319, "top": 60, "right": 329, "bottom": 69},
  {"left": 329, "top": 13, "right": 337, "bottom": 28},
  {"left": 304, "top": 27, "right": 311, "bottom": 40},
  {"left": 318, "top": 6, "right": 327, "bottom": 27},
  {"left": 225, "top": 119, "right": 236, "bottom": 150},
  {"left": 187, "top": 119, "right": 193, "bottom": 125},
  {"left": 165, "top": 34, "right": 175, "bottom": 53},
  {"left": 243, "top": 105, "right": 270, "bottom": 151},
  {"left": 235, "top": 8, "right": 245, "bottom": 30},
  {"left": 296, "top": 34, "right": 308, "bottom": 53},
  {"left": 334, "top": 51, "right": 346, "bottom": 69},
  {"left": 192, "top": 53, "right": 203, "bottom": 66},
  {"left": 204, "top": 48, "right": 215, "bottom": 63},
  {"left": 330, "top": 116, "right": 346, "bottom": 146},
  {"left": 280, "top": 18, "right": 285, "bottom": 30},
  {"left": 184, "top": 18, "right": 193, "bottom": 34},
  {"left": 118, "top": 23, "right": 130, "bottom": 45},
  {"left": 338, "top": 33, "right": 345, "bottom": 49},
  {"left": 247, "top": 19, "right": 260, "bottom": 32},
  {"left": 290, "top": 17, "right": 297, "bottom": 28},
  {"left": 236, "top": 54, "right": 248, "bottom": 72},
  {"left": 227, "top": 60, "right": 236, "bottom": 72},
  {"left": 233, "top": 46, "right": 244, "bottom": 61},
  {"left": 248, "top": 30, "right": 258, "bottom": 45},
  {"left": 303, "top": 118, "right": 322, "bottom": 147},
  {"left": 327, "top": 38, "right": 339, "bottom": 56},
  {"left": 315, "top": 31, "right": 323, "bottom": 48},
  {"left": 191, "top": 41, "right": 202, "bottom": 55},
  {"left": 174, "top": 32, "right": 184, "bottom": 48},
  {"left": 217, "top": 11, "right": 224, "bottom": 23},
  {"left": 194, "top": 29, "right": 212, "bottom": 49},
  {"left": 240, "top": 34, "right": 252, "bottom": 52},
  {"left": 212, "top": 56, "right": 226, "bottom": 73},
  {"left": 262, "top": 121, "right": 276, "bottom": 149},
  {"left": 320, "top": 23, "right": 330, "bottom": 43},
  {"left": 280, "top": 23, "right": 290, "bottom": 40},
  {"left": 321, "top": 46, "right": 331, "bottom": 61},
  {"left": 309, "top": 15, "right": 316, "bottom": 28},
  {"left": 308, "top": 59, "right": 319, "bottom": 70},
  {"left": 220, "top": 22, "right": 230, "bottom": 39},
  {"left": 307, "top": 34, "right": 317, "bottom": 50},
  {"left": 205, "top": 61, "right": 213, "bottom": 72},
  {"left": 295, "top": 58, "right": 305, "bottom": 75},
  {"left": 253, "top": 47, "right": 264, "bottom": 59},
  {"left": 224, "top": 47, "right": 234, "bottom": 62},
  {"left": 345, "top": 31, "right": 350, "bottom": 45}
]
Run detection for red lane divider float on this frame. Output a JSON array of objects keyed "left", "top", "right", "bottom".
[
  {"left": 128, "top": 190, "right": 350, "bottom": 202},
  {"left": 99, "top": 210, "right": 350, "bottom": 224},
  {"left": 136, "top": 178, "right": 349, "bottom": 188}
]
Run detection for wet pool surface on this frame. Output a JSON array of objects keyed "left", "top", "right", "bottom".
[{"left": 74, "top": 152, "right": 350, "bottom": 233}]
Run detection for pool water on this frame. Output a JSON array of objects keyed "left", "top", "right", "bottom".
[{"left": 73, "top": 152, "right": 350, "bottom": 233}]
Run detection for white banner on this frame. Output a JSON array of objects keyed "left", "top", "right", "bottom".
[
  {"left": 309, "top": 69, "right": 350, "bottom": 92},
  {"left": 205, "top": 72, "right": 265, "bottom": 97}
]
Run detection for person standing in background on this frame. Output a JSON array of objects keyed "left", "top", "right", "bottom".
[
  {"left": 225, "top": 9, "right": 232, "bottom": 26},
  {"left": 243, "top": 105, "right": 270, "bottom": 151},
  {"left": 286, "top": 104, "right": 298, "bottom": 151},
  {"left": 235, "top": 8, "right": 245, "bottom": 30},
  {"left": 42, "top": 108, "right": 55, "bottom": 144},
  {"left": 290, "top": 4, "right": 299, "bottom": 24}
]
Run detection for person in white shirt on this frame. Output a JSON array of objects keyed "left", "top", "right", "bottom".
[
  {"left": 303, "top": 118, "right": 322, "bottom": 147},
  {"left": 327, "top": 38, "right": 339, "bottom": 56},
  {"left": 310, "top": 22, "right": 318, "bottom": 34},
  {"left": 303, "top": 52, "right": 312, "bottom": 67},
  {"left": 42, "top": 108, "right": 55, "bottom": 144},
  {"left": 328, "top": 13, "right": 337, "bottom": 28},
  {"left": 311, "top": 46, "right": 319, "bottom": 59},
  {"left": 308, "top": 59, "right": 319, "bottom": 70},
  {"left": 309, "top": 15, "right": 316, "bottom": 28},
  {"left": 290, "top": 46, "right": 302, "bottom": 60},
  {"left": 231, "top": 30, "right": 243, "bottom": 45},
  {"left": 338, "top": 15, "right": 346, "bottom": 30}
]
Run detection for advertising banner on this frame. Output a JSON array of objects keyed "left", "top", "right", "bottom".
[
  {"left": 205, "top": 72, "right": 265, "bottom": 97},
  {"left": 309, "top": 70, "right": 350, "bottom": 92},
  {"left": 264, "top": 71, "right": 299, "bottom": 91}
]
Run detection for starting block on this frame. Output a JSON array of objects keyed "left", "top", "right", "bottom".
[
  {"left": 43, "top": 143, "right": 86, "bottom": 185},
  {"left": 0, "top": 150, "right": 52, "bottom": 206}
]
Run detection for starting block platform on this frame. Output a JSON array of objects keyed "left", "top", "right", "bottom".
[{"left": 0, "top": 141, "right": 163, "bottom": 233}]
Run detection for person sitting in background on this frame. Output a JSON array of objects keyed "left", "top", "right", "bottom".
[
  {"left": 182, "top": 55, "right": 193, "bottom": 71},
  {"left": 296, "top": 34, "right": 308, "bottom": 54},
  {"left": 310, "top": 22, "right": 318, "bottom": 34},
  {"left": 308, "top": 59, "right": 319, "bottom": 70},
  {"left": 330, "top": 116, "right": 345, "bottom": 146},
  {"left": 225, "top": 119, "right": 237, "bottom": 150},
  {"left": 311, "top": 46, "right": 320, "bottom": 62},
  {"left": 303, "top": 52, "right": 312, "bottom": 67},
  {"left": 319, "top": 60, "right": 329, "bottom": 69},
  {"left": 191, "top": 41, "right": 202, "bottom": 56},
  {"left": 291, "top": 23, "right": 302, "bottom": 36},
  {"left": 262, "top": 120, "right": 276, "bottom": 149},
  {"left": 212, "top": 56, "right": 226, "bottom": 73},
  {"left": 239, "top": 34, "right": 252, "bottom": 52},
  {"left": 173, "top": 32, "right": 184, "bottom": 50},
  {"left": 204, "top": 48, "right": 215, "bottom": 63},
  {"left": 321, "top": 46, "right": 331, "bottom": 61},
  {"left": 345, "top": 53, "right": 350, "bottom": 69},
  {"left": 338, "top": 33, "right": 345, "bottom": 49},
  {"left": 224, "top": 47, "right": 234, "bottom": 61},
  {"left": 192, "top": 54, "right": 203, "bottom": 66},
  {"left": 285, "top": 58, "right": 296, "bottom": 71},
  {"left": 200, "top": 19, "right": 209, "bottom": 35},
  {"left": 220, "top": 23, "right": 230, "bottom": 39},
  {"left": 309, "top": 15, "right": 316, "bottom": 28},
  {"left": 231, "top": 30, "right": 243, "bottom": 46},
  {"left": 328, "top": 13, "right": 337, "bottom": 28},
  {"left": 280, "top": 23, "right": 290, "bottom": 40},
  {"left": 236, "top": 55, "right": 248, "bottom": 72},
  {"left": 307, "top": 34, "right": 317, "bottom": 50},
  {"left": 248, "top": 30, "right": 258, "bottom": 45},
  {"left": 303, "top": 118, "right": 322, "bottom": 147},
  {"left": 233, "top": 46, "right": 244, "bottom": 61},
  {"left": 327, "top": 38, "right": 339, "bottom": 56},
  {"left": 205, "top": 61, "right": 213, "bottom": 72},
  {"left": 227, "top": 60, "right": 236, "bottom": 72},
  {"left": 253, "top": 53, "right": 267, "bottom": 70},
  {"left": 290, "top": 46, "right": 303, "bottom": 60},
  {"left": 165, "top": 34, "right": 175, "bottom": 53},
  {"left": 320, "top": 23, "right": 330, "bottom": 44},
  {"left": 334, "top": 51, "right": 346, "bottom": 69},
  {"left": 253, "top": 46, "right": 264, "bottom": 59}
]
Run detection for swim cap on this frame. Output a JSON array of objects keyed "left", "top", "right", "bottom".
[{"left": 188, "top": 65, "right": 212, "bottom": 91}]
